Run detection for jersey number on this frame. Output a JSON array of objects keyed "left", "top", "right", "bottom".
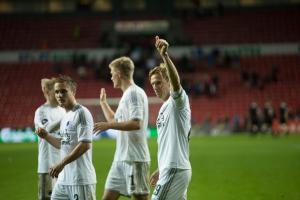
[
  {"left": 153, "top": 185, "right": 162, "bottom": 196},
  {"left": 74, "top": 194, "right": 79, "bottom": 200}
]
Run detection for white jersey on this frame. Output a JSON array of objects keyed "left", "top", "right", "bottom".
[
  {"left": 156, "top": 88, "right": 191, "bottom": 171},
  {"left": 114, "top": 84, "right": 150, "bottom": 162},
  {"left": 57, "top": 104, "right": 97, "bottom": 185},
  {"left": 34, "top": 103, "right": 66, "bottom": 173}
]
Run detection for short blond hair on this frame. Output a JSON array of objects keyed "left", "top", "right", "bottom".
[
  {"left": 41, "top": 78, "right": 55, "bottom": 91},
  {"left": 148, "top": 63, "right": 169, "bottom": 82},
  {"left": 109, "top": 56, "right": 134, "bottom": 79}
]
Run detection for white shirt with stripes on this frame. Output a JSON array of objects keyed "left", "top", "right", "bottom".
[
  {"left": 57, "top": 104, "right": 97, "bottom": 185},
  {"left": 156, "top": 88, "right": 192, "bottom": 171},
  {"left": 114, "top": 84, "right": 150, "bottom": 162}
]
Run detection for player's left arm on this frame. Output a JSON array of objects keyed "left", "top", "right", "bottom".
[
  {"left": 155, "top": 36, "right": 181, "bottom": 92},
  {"left": 94, "top": 119, "right": 140, "bottom": 133},
  {"left": 49, "top": 141, "right": 90, "bottom": 178}
]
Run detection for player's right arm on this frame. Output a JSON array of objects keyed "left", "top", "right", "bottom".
[
  {"left": 35, "top": 128, "right": 61, "bottom": 149},
  {"left": 155, "top": 36, "right": 181, "bottom": 92},
  {"left": 99, "top": 88, "right": 115, "bottom": 122}
]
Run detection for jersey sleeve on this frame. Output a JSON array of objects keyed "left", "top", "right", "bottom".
[
  {"left": 127, "top": 90, "right": 144, "bottom": 121},
  {"left": 34, "top": 107, "right": 47, "bottom": 130},
  {"left": 170, "top": 87, "right": 188, "bottom": 110},
  {"left": 76, "top": 108, "right": 93, "bottom": 143}
]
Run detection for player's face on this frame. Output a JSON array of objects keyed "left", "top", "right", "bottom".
[
  {"left": 150, "top": 73, "right": 169, "bottom": 100},
  {"left": 54, "top": 82, "right": 75, "bottom": 110},
  {"left": 110, "top": 67, "right": 121, "bottom": 88}
]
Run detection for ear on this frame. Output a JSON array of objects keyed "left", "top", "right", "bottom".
[{"left": 117, "top": 71, "right": 122, "bottom": 79}]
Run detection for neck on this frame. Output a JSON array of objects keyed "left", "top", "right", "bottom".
[
  {"left": 65, "top": 100, "right": 77, "bottom": 112},
  {"left": 162, "top": 93, "right": 170, "bottom": 102},
  {"left": 49, "top": 101, "right": 58, "bottom": 107},
  {"left": 121, "top": 79, "right": 134, "bottom": 92},
  {"left": 162, "top": 85, "right": 171, "bottom": 102}
]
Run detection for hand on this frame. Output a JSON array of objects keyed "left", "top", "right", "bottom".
[
  {"left": 93, "top": 122, "right": 109, "bottom": 134},
  {"left": 35, "top": 127, "right": 48, "bottom": 138},
  {"left": 150, "top": 170, "right": 159, "bottom": 187},
  {"left": 155, "top": 36, "right": 169, "bottom": 57},
  {"left": 99, "top": 88, "right": 107, "bottom": 105},
  {"left": 49, "top": 162, "right": 65, "bottom": 178}
]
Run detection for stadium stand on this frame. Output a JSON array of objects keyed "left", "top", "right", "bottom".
[
  {"left": 0, "top": 54, "right": 299, "bottom": 127},
  {"left": 184, "top": 9, "right": 300, "bottom": 44},
  {"left": 0, "top": 8, "right": 300, "bottom": 130},
  {"left": 0, "top": 15, "right": 103, "bottom": 50}
]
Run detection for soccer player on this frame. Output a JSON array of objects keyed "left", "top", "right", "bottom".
[
  {"left": 35, "top": 75, "right": 97, "bottom": 200},
  {"left": 34, "top": 78, "right": 66, "bottom": 200},
  {"left": 149, "top": 36, "right": 192, "bottom": 200},
  {"left": 94, "top": 56, "right": 150, "bottom": 200}
]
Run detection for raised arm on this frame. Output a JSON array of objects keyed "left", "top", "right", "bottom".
[
  {"left": 155, "top": 36, "right": 181, "bottom": 92},
  {"left": 99, "top": 88, "right": 115, "bottom": 122}
]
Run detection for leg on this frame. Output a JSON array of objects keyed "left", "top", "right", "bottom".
[
  {"left": 133, "top": 194, "right": 149, "bottom": 200},
  {"left": 38, "top": 173, "right": 52, "bottom": 200},
  {"left": 102, "top": 189, "right": 121, "bottom": 200},
  {"left": 126, "top": 162, "right": 150, "bottom": 200},
  {"left": 151, "top": 169, "right": 191, "bottom": 200}
]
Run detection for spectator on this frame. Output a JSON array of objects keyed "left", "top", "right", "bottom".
[
  {"left": 249, "top": 102, "right": 260, "bottom": 134},
  {"left": 262, "top": 101, "right": 276, "bottom": 133},
  {"left": 279, "top": 102, "right": 289, "bottom": 134}
]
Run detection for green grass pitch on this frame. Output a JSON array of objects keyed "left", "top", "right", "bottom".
[{"left": 0, "top": 134, "right": 300, "bottom": 200}]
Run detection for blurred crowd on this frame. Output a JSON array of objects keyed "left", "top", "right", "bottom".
[
  {"left": 49, "top": 40, "right": 300, "bottom": 135},
  {"left": 192, "top": 101, "right": 300, "bottom": 136}
]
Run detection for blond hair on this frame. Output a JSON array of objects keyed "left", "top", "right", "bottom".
[
  {"left": 41, "top": 78, "right": 55, "bottom": 91},
  {"left": 109, "top": 56, "right": 134, "bottom": 79},
  {"left": 148, "top": 63, "right": 169, "bottom": 82}
]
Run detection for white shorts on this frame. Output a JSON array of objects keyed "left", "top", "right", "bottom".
[
  {"left": 38, "top": 173, "right": 56, "bottom": 200},
  {"left": 51, "top": 184, "right": 96, "bottom": 200},
  {"left": 151, "top": 168, "right": 192, "bottom": 200},
  {"left": 105, "top": 161, "right": 150, "bottom": 197}
]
